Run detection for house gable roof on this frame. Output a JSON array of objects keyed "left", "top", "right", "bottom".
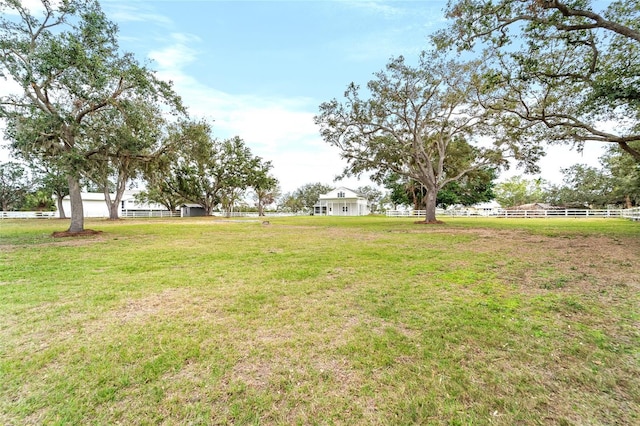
[{"left": 319, "top": 186, "right": 364, "bottom": 200}]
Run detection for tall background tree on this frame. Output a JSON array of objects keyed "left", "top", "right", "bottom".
[
  {"left": 252, "top": 173, "right": 280, "bottom": 217},
  {"left": 439, "top": 0, "right": 640, "bottom": 162},
  {"left": 316, "top": 52, "right": 520, "bottom": 223},
  {"left": 0, "top": 161, "right": 30, "bottom": 211},
  {"left": 544, "top": 141, "right": 640, "bottom": 208},
  {"left": 147, "top": 120, "right": 273, "bottom": 216},
  {"left": 601, "top": 141, "right": 640, "bottom": 207},
  {"left": 494, "top": 176, "right": 547, "bottom": 208},
  {"left": 545, "top": 165, "right": 613, "bottom": 208},
  {"left": 292, "top": 182, "right": 334, "bottom": 213},
  {"left": 382, "top": 168, "right": 496, "bottom": 210},
  {"left": 35, "top": 162, "right": 69, "bottom": 218},
  {"left": 83, "top": 100, "right": 173, "bottom": 220},
  {"left": 356, "top": 185, "right": 383, "bottom": 214},
  {"left": 0, "top": 0, "right": 183, "bottom": 232}
]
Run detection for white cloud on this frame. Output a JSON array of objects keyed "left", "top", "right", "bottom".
[
  {"left": 148, "top": 33, "right": 200, "bottom": 72},
  {"left": 344, "top": 0, "right": 406, "bottom": 18},
  {"left": 105, "top": 3, "right": 173, "bottom": 26},
  {"left": 147, "top": 35, "right": 365, "bottom": 193},
  {"left": 2, "top": 0, "right": 62, "bottom": 16}
]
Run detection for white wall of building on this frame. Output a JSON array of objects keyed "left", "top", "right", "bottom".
[{"left": 57, "top": 190, "right": 170, "bottom": 218}]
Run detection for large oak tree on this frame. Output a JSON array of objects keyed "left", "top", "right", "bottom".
[
  {"left": 0, "top": 0, "right": 181, "bottom": 232},
  {"left": 315, "top": 52, "right": 518, "bottom": 223}
]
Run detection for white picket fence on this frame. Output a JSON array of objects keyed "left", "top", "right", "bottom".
[
  {"left": 121, "top": 210, "right": 180, "bottom": 218},
  {"left": 3, "top": 208, "right": 639, "bottom": 221},
  {"left": 622, "top": 207, "right": 640, "bottom": 220},
  {"left": 387, "top": 208, "right": 640, "bottom": 220},
  {"left": 0, "top": 211, "right": 58, "bottom": 219}
]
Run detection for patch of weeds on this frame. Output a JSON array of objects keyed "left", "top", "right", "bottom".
[
  {"left": 540, "top": 275, "right": 570, "bottom": 290},
  {"left": 562, "top": 297, "right": 586, "bottom": 313}
]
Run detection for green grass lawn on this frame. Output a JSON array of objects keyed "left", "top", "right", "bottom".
[{"left": 1, "top": 216, "right": 638, "bottom": 425}]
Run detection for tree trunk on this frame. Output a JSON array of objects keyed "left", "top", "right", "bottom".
[
  {"left": 423, "top": 189, "right": 438, "bottom": 223},
  {"left": 105, "top": 175, "right": 127, "bottom": 220},
  {"left": 108, "top": 201, "right": 119, "bottom": 220},
  {"left": 56, "top": 193, "right": 66, "bottom": 219},
  {"left": 67, "top": 175, "right": 85, "bottom": 232},
  {"left": 258, "top": 198, "right": 265, "bottom": 216}
]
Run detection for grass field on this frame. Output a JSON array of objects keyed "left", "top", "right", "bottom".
[{"left": 1, "top": 216, "right": 638, "bottom": 425}]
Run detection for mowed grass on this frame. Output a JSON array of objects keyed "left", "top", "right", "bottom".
[{"left": 0, "top": 216, "right": 638, "bottom": 425}]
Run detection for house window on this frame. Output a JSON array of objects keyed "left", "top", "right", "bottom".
[
  {"left": 337, "top": 191, "right": 345, "bottom": 198},
  {"left": 342, "top": 206, "right": 348, "bottom": 212}
]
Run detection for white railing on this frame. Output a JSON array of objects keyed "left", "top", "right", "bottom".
[
  {"left": 621, "top": 207, "right": 640, "bottom": 221},
  {"left": 495, "top": 209, "right": 623, "bottom": 218},
  {"left": 385, "top": 210, "right": 431, "bottom": 217},
  {"left": 219, "top": 212, "right": 304, "bottom": 218},
  {"left": 121, "top": 210, "right": 180, "bottom": 218},
  {"left": 0, "top": 211, "right": 57, "bottom": 219},
  {"left": 386, "top": 209, "right": 635, "bottom": 219}
]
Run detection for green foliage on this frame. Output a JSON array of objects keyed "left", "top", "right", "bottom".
[
  {"left": 437, "top": 168, "right": 496, "bottom": 207},
  {"left": 356, "top": 185, "right": 384, "bottom": 213},
  {"left": 542, "top": 142, "right": 640, "bottom": 208},
  {"left": 145, "top": 120, "right": 274, "bottom": 215},
  {"left": 439, "top": 0, "right": 640, "bottom": 161},
  {"left": 0, "top": 0, "right": 183, "bottom": 230},
  {"left": 383, "top": 168, "right": 496, "bottom": 209},
  {"left": 494, "top": 176, "right": 547, "bottom": 208},
  {"left": 286, "top": 182, "right": 334, "bottom": 212},
  {"left": 546, "top": 164, "right": 614, "bottom": 208},
  {"left": 601, "top": 141, "right": 640, "bottom": 206},
  {"left": 251, "top": 173, "right": 280, "bottom": 216},
  {"left": 0, "top": 161, "right": 31, "bottom": 210},
  {"left": 382, "top": 172, "right": 414, "bottom": 209},
  {"left": 20, "top": 189, "right": 55, "bottom": 211}
]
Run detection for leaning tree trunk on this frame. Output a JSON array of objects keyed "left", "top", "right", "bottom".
[
  {"left": 67, "top": 175, "right": 85, "bottom": 232},
  {"left": 56, "top": 193, "right": 66, "bottom": 219}
]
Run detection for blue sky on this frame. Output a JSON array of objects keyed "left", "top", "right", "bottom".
[{"left": 2, "top": 0, "right": 605, "bottom": 193}]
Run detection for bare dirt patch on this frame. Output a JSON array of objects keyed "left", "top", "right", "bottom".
[
  {"left": 52, "top": 229, "right": 103, "bottom": 238},
  {"left": 465, "top": 229, "right": 638, "bottom": 293}
]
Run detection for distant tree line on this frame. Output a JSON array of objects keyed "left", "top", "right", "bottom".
[{"left": 495, "top": 143, "right": 640, "bottom": 209}]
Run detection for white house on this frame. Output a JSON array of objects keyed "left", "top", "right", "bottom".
[
  {"left": 57, "top": 190, "right": 171, "bottom": 218},
  {"left": 314, "top": 187, "right": 370, "bottom": 216}
]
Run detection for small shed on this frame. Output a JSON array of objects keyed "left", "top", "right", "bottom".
[{"left": 181, "top": 204, "right": 207, "bottom": 217}]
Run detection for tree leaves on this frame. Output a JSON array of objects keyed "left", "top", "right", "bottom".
[{"left": 440, "top": 0, "right": 640, "bottom": 161}]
